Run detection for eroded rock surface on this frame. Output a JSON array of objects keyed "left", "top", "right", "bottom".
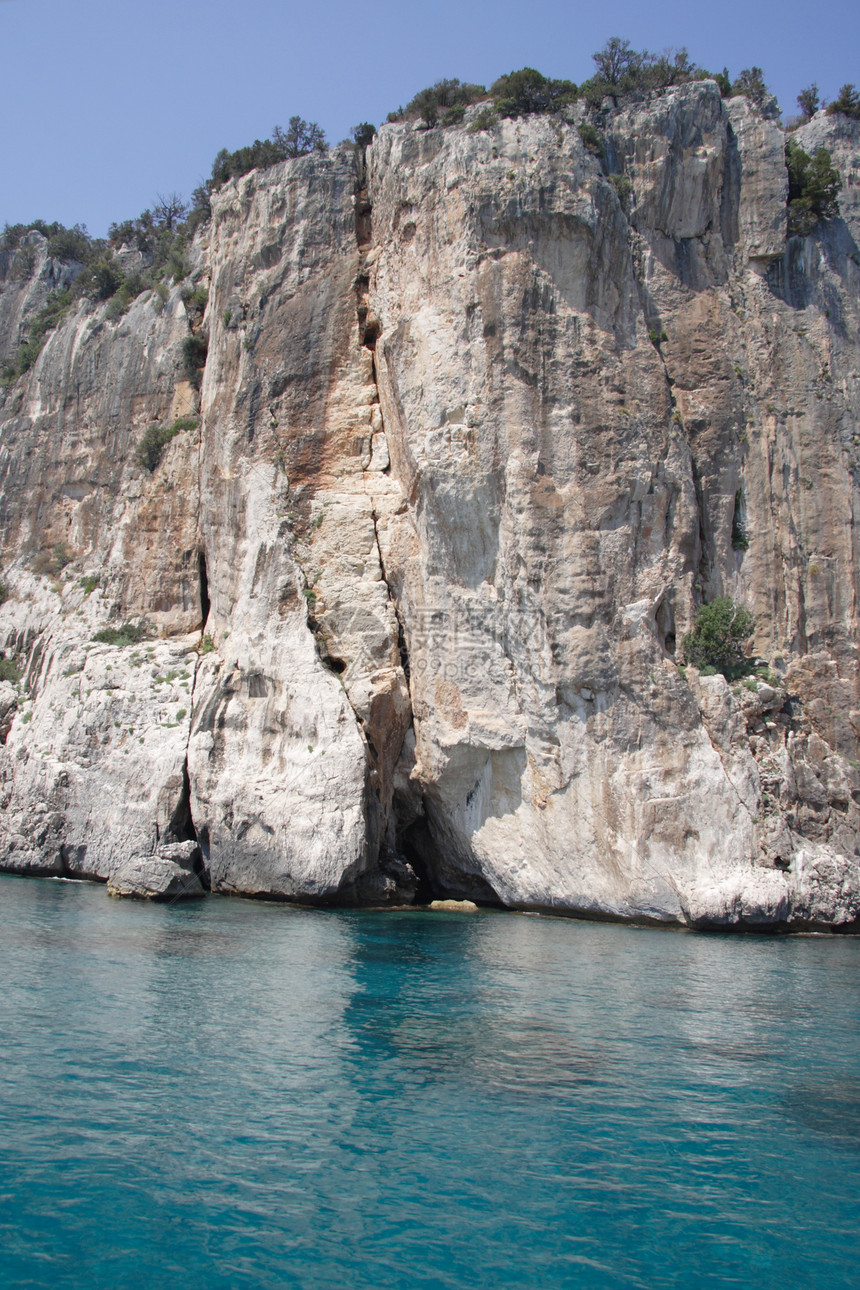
[
  {"left": 107, "top": 839, "right": 205, "bottom": 900},
  {"left": 2, "top": 88, "right": 859, "bottom": 928}
]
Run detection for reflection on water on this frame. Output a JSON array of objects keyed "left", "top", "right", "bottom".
[
  {"left": 783, "top": 1079, "right": 860, "bottom": 1145},
  {"left": 354, "top": 1010, "right": 602, "bottom": 1090},
  {"left": 684, "top": 1041, "right": 775, "bottom": 1063},
  {"left": 0, "top": 876, "right": 859, "bottom": 1289}
]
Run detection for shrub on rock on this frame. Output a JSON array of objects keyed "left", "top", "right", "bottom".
[
  {"left": 786, "top": 139, "right": 842, "bottom": 235},
  {"left": 682, "top": 597, "right": 756, "bottom": 676}
]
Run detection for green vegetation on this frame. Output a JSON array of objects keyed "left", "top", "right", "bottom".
[
  {"left": 580, "top": 40, "right": 706, "bottom": 106},
  {"left": 682, "top": 597, "right": 756, "bottom": 677},
  {"left": 1, "top": 45, "right": 846, "bottom": 396},
  {"left": 0, "top": 580, "right": 7, "bottom": 605},
  {"left": 592, "top": 36, "right": 643, "bottom": 86},
  {"left": 198, "top": 633, "right": 215, "bottom": 655},
  {"left": 210, "top": 117, "right": 327, "bottom": 188},
  {"left": 1, "top": 220, "right": 90, "bottom": 262},
  {"left": 33, "top": 542, "right": 74, "bottom": 577},
  {"left": 100, "top": 192, "right": 198, "bottom": 310},
  {"left": 490, "top": 68, "right": 578, "bottom": 117},
  {"left": 0, "top": 287, "right": 77, "bottom": 385},
  {"left": 182, "top": 334, "right": 208, "bottom": 388},
  {"left": 797, "top": 84, "right": 821, "bottom": 122},
  {"left": 78, "top": 575, "right": 99, "bottom": 595},
  {"left": 575, "top": 41, "right": 771, "bottom": 109},
  {"left": 181, "top": 284, "right": 208, "bottom": 325},
  {"left": 578, "top": 122, "right": 604, "bottom": 157},
  {"left": 137, "top": 417, "right": 199, "bottom": 472},
  {"left": 388, "top": 79, "right": 486, "bottom": 128},
  {"left": 728, "top": 67, "right": 769, "bottom": 109},
  {"left": 609, "top": 173, "right": 633, "bottom": 213},
  {"left": 0, "top": 657, "right": 20, "bottom": 684},
  {"left": 350, "top": 122, "right": 377, "bottom": 148},
  {"left": 381, "top": 41, "right": 781, "bottom": 129},
  {"left": 468, "top": 107, "right": 498, "bottom": 133},
  {"left": 786, "top": 138, "right": 842, "bottom": 236},
  {"left": 1, "top": 193, "right": 210, "bottom": 387},
  {"left": 92, "top": 622, "right": 150, "bottom": 647},
  {"left": 827, "top": 84, "right": 860, "bottom": 119}
]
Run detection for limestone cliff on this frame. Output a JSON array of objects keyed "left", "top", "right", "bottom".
[{"left": 2, "top": 84, "right": 859, "bottom": 928}]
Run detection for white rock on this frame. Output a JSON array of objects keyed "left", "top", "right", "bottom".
[
  {"left": 429, "top": 898, "right": 479, "bottom": 912},
  {"left": 107, "top": 856, "right": 204, "bottom": 900},
  {"left": 1, "top": 98, "right": 859, "bottom": 928}
]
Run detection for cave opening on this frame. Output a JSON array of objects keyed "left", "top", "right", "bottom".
[
  {"left": 168, "top": 760, "right": 209, "bottom": 887},
  {"left": 361, "top": 317, "right": 380, "bottom": 350},
  {"left": 398, "top": 818, "right": 440, "bottom": 904},
  {"left": 168, "top": 760, "right": 197, "bottom": 843}
]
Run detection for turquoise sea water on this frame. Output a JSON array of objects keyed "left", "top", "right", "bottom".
[{"left": 1, "top": 875, "right": 859, "bottom": 1289}]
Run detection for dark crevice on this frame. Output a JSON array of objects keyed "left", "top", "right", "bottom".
[
  {"left": 731, "top": 487, "right": 749, "bottom": 553},
  {"left": 655, "top": 594, "right": 676, "bottom": 658},
  {"left": 168, "top": 757, "right": 209, "bottom": 887},
  {"left": 348, "top": 164, "right": 489, "bottom": 910},
  {"left": 362, "top": 317, "right": 379, "bottom": 350},
  {"left": 370, "top": 505, "right": 411, "bottom": 682},
  {"left": 398, "top": 815, "right": 503, "bottom": 905},
  {"left": 764, "top": 229, "right": 842, "bottom": 312},
  {"left": 168, "top": 758, "right": 197, "bottom": 844},
  {"left": 646, "top": 322, "right": 712, "bottom": 591},
  {"left": 58, "top": 843, "right": 102, "bottom": 882},
  {"left": 355, "top": 188, "right": 372, "bottom": 248},
  {"left": 397, "top": 819, "right": 438, "bottom": 902},
  {"left": 174, "top": 456, "right": 208, "bottom": 886},
  {"left": 395, "top": 610, "right": 411, "bottom": 684},
  {"left": 720, "top": 120, "right": 741, "bottom": 251},
  {"left": 305, "top": 600, "right": 347, "bottom": 675},
  {"left": 348, "top": 175, "right": 423, "bottom": 904},
  {"left": 354, "top": 272, "right": 379, "bottom": 351},
  {"left": 688, "top": 457, "right": 711, "bottom": 593},
  {"left": 198, "top": 549, "right": 210, "bottom": 629}
]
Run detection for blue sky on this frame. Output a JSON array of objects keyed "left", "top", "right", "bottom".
[{"left": 2, "top": 0, "right": 858, "bottom": 236}]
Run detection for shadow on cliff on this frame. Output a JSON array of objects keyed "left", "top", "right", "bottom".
[{"left": 765, "top": 219, "right": 860, "bottom": 317}]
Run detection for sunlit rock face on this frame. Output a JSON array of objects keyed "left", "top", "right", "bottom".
[{"left": 1, "top": 86, "right": 859, "bottom": 927}]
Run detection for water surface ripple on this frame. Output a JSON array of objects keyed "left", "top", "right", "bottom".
[{"left": 1, "top": 875, "right": 858, "bottom": 1288}]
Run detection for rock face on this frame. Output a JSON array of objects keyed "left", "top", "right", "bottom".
[
  {"left": 107, "top": 841, "right": 205, "bottom": 900},
  {"left": 1, "top": 84, "right": 859, "bottom": 928}
]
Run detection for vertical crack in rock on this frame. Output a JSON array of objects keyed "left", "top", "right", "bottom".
[
  {"left": 647, "top": 327, "right": 711, "bottom": 593},
  {"left": 371, "top": 506, "right": 411, "bottom": 684},
  {"left": 689, "top": 456, "right": 712, "bottom": 594},
  {"left": 170, "top": 549, "right": 209, "bottom": 876},
  {"left": 172, "top": 295, "right": 211, "bottom": 883},
  {"left": 351, "top": 144, "right": 492, "bottom": 906},
  {"left": 167, "top": 756, "right": 196, "bottom": 841},
  {"left": 197, "top": 550, "right": 210, "bottom": 629},
  {"left": 327, "top": 153, "right": 419, "bottom": 905}
]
